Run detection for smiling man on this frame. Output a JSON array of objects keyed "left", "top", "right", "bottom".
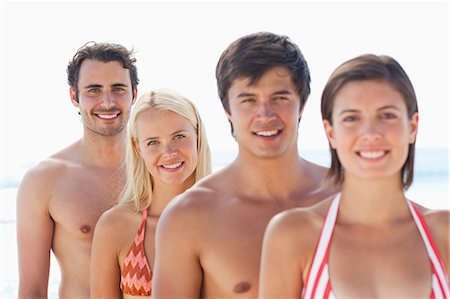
[
  {"left": 152, "top": 32, "right": 337, "bottom": 298},
  {"left": 16, "top": 42, "right": 138, "bottom": 299}
]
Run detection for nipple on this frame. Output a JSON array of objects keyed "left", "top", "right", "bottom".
[
  {"left": 80, "top": 225, "right": 91, "bottom": 234},
  {"left": 233, "top": 282, "right": 251, "bottom": 293}
]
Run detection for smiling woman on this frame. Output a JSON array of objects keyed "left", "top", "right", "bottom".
[
  {"left": 325, "top": 80, "right": 418, "bottom": 186},
  {"left": 259, "top": 54, "right": 449, "bottom": 299},
  {"left": 90, "top": 88, "right": 212, "bottom": 298}
]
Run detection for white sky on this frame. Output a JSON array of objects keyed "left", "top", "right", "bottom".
[{"left": 1, "top": 1, "right": 449, "bottom": 175}]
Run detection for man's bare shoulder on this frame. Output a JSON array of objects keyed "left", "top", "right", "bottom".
[
  {"left": 23, "top": 141, "right": 81, "bottom": 179},
  {"left": 160, "top": 168, "right": 233, "bottom": 227},
  {"left": 17, "top": 141, "right": 82, "bottom": 203},
  {"left": 170, "top": 167, "right": 232, "bottom": 208}
]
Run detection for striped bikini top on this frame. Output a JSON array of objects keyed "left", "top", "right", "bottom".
[
  {"left": 302, "top": 193, "right": 450, "bottom": 299},
  {"left": 120, "top": 207, "right": 153, "bottom": 296}
]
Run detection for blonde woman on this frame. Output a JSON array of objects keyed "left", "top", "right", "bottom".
[
  {"left": 91, "top": 89, "right": 211, "bottom": 298},
  {"left": 259, "top": 54, "right": 449, "bottom": 298}
]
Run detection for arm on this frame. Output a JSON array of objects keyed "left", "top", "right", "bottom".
[
  {"left": 90, "top": 211, "right": 122, "bottom": 299},
  {"left": 152, "top": 201, "right": 203, "bottom": 298},
  {"left": 16, "top": 167, "right": 54, "bottom": 299},
  {"left": 259, "top": 213, "right": 303, "bottom": 299}
]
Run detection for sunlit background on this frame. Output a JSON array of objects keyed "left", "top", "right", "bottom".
[{"left": 1, "top": 1, "right": 448, "bottom": 297}]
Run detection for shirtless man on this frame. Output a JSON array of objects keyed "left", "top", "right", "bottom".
[
  {"left": 16, "top": 42, "right": 138, "bottom": 299},
  {"left": 152, "top": 32, "right": 336, "bottom": 298}
]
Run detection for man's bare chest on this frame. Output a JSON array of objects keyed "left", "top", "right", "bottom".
[{"left": 48, "top": 171, "right": 123, "bottom": 237}]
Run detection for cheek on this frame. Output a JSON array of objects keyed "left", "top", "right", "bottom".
[
  {"left": 186, "top": 141, "right": 199, "bottom": 161},
  {"left": 179, "top": 139, "right": 198, "bottom": 165},
  {"left": 332, "top": 128, "right": 358, "bottom": 153},
  {"left": 139, "top": 149, "right": 158, "bottom": 170}
]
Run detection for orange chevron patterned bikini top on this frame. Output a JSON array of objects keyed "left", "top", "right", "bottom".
[{"left": 120, "top": 207, "right": 153, "bottom": 296}]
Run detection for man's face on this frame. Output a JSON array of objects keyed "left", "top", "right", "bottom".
[
  {"left": 70, "top": 59, "right": 136, "bottom": 137},
  {"left": 226, "top": 66, "right": 303, "bottom": 159}
]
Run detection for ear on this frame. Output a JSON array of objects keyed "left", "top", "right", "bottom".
[
  {"left": 132, "top": 86, "right": 138, "bottom": 105},
  {"left": 69, "top": 87, "right": 79, "bottom": 108},
  {"left": 408, "top": 112, "right": 419, "bottom": 144},
  {"left": 323, "top": 119, "right": 337, "bottom": 149}
]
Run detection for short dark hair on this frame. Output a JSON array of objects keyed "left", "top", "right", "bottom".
[
  {"left": 67, "top": 42, "right": 139, "bottom": 100},
  {"left": 216, "top": 32, "right": 311, "bottom": 114},
  {"left": 321, "top": 54, "right": 418, "bottom": 189}
]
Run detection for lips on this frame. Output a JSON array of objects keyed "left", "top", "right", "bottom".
[
  {"left": 160, "top": 162, "right": 183, "bottom": 169},
  {"left": 253, "top": 129, "right": 281, "bottom": 137},
  {"left": 358, "top": 150, "right": 387, "bottom": 159},
  {"left": 97, "top": 113, "right": 119, "bottom": 119},
  {"left": 93, "top": 110, "right": 121, "bottom": 120}
]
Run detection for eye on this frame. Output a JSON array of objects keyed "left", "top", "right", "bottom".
[
  {"left": 147, "top": 139, "right": 159, "bottom": 146},
  {"left": 381, "top": 112, "right": 397, "bottom": 120},
  {"left": 273, "top": 96, "right": 288, "bottom": 101},
  {"left": 241, "top": 98, "right": 256, "bottom": 104},
  {"left": 88, "top": 87, "right": 101, "bottom": 94},
  {"left": 342, "top": 115, "right": 358, "bottom": 122},
  {"left": 113, "top": 86, "right": 126, "bottom": 92},
  {"left": 173, "top": 134, "right": 186, "bottom": 141}
]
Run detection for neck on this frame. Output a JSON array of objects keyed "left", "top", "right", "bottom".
[
  {"left": 79, "top": 128, "right": 126, "bottom": 168},
  {"left": 338, "top": 174, "right": 410, "bottom": 225},
  {"left": 150, "top": 176, "right": 195, "bottom": 216},
  {"left": 231, "top": 148, "right": 315, "bottom": 201}
]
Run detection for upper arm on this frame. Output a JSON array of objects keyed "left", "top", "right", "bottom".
[
  {"left": 16, "top": 167, "right": 55, "bottom": 297},
  {"left": 90, "top": 211, "right": 122, "bottom": 299},
  {"left": 259, "top": 212, "right": 304, "bottom": 299},
  {"left": 152, "top": 200, "right": 203, "bottom": 298}
]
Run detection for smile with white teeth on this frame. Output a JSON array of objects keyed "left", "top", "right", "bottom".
[
  {"left": 161, "top": 162, "right": 183, "bottom": 169},
  {"left": 97, "top": 114, "right": 118, "bottom": 119},
  {"left": 255, "top": 129, "right": 279, "bottom": 137},
  {"left": 359, "top": 151, "right": 386, "bottom": 159}
]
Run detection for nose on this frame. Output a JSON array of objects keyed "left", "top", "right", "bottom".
[
  {"left": 100, "top": 92, "right": 114, "bottom": 108},
  {"left": 361, "top": 120, "right": 381, "bottom": 141},
  {"left": 162, "top": 142, "right": 177, "bottom": 158},
  {"left": 256, "top": 102, "right": 276, "bottom": 120}
]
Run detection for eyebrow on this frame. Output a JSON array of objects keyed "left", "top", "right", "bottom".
[
  {"left": 111, "top": 83, "right": 129, "bottom": 88},
  {"left": 82, "top": 83, "right": 129, "bottom": 89},
  {"left": 142, "top": 130, "right": 190, "bottom": 142},
  {"left": 378, "top": 105, "right": 401, "bottom": 111},
  {"left": 236, "top": 89, "right": 293, "bottom": 98},
  {"left": 83, "top": 84, "right": 102, "bottom": 89},
  {"left": 338, "top": 105, "right": 402, "bottom": 115}
]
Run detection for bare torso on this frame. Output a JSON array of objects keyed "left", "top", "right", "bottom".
[
  {"left": 17, "top": 141, "right": 125, "bottom": 298},
  {"left": 153, "top": 158, "right": 336, "bottom": 298},
  {"left": 53, "top": 162, "right": 123, "bottom": 297}
]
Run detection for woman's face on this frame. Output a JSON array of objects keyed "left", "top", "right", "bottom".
[
  {"left": 323, "top": 80, "right": 418, "bottom": 183},
  {"left": 135, "top": 109, "right": 198, "bottom": 187}
]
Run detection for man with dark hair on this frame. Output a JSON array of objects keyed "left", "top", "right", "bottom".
[
  {"left": 17, "top": 42, "right": 138, "bottom": 298},
  {"left": 153, "top": 32, "right": 336, "bottom": 298}
]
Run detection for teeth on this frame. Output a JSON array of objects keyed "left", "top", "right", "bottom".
[
  {"left": 98, "top": 114, "right": 118, "bottom": 119},
  {"left": 359, "top": 151, "right": 385, "bottom": 159},
  {"left": 162, "top": 162, "right": 182, "bottom": 169},
  {"left": 255, "top": 129, "right": 278, "bottom": 137}
]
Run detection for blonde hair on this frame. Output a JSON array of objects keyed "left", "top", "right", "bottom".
[{"left": 119, "top": 88, "right": 212, "bottom": 211}]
